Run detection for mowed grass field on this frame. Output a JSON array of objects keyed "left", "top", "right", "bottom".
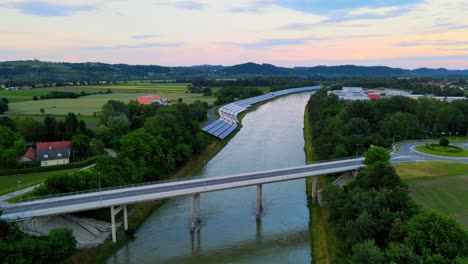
[
  {"left": 394, "top": 161, "right": 468, "bottom": 227},
  {"left": 0, "top": 169, "right": 76, "bottom": 196},
  {"left": 415, "top": 145, "right": 468, "bottom": 157}
]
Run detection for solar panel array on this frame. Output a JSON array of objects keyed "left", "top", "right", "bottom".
[{"left": 202, "top": 86, "right": 321, "bottom": 139}]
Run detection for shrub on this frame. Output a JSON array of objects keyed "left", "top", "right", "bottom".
[{"left": 439, "top": 137, "right": 449, "bottom": 147}]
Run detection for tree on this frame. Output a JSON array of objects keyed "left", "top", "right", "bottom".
[
  {"left": 347, "top": 240, "right": 385, "bottom": 264},
  {"left": 403, "top": 210, "right": 468, "bottom": 259},
  {"left": 15, "top": 117, "right": 47, "bottom": 142},
  {"left": 363, "top": 146, "right": 390, "bottom": 165},
  {"left": 43, "top": 115, "right": 58, "bottom": 141},
  {"left": 439, "top": 137, "right": 449, "bottom": 147},
  {"left": 385, "top": 243, "right": 422, "bottom": 264},
  {"left": 0, "top": 126, "right": 26, "bottom": 168},
  {"left": 71, "top": 134, "right": 90, "bottom": 161}
]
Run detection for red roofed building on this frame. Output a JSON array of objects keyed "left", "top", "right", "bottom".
[
  {"left": 36, "top": 141, "right": 71, "bottom": 167},
  {"left": 368, "top": 93, "right": 381, "bottom": 100},
  {"left": 137, "top": 95, "right": 168, "bottom": 105},
  {"left": 20, "top": 146, "right": 36, "bottom": 164}
]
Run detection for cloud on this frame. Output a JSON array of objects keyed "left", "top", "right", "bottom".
[
  {"left": 280, "top": 23, "right": 315, "bottom": 30},
  {"left": 218, "top": 37, "right": 321, "bottom": 49},
  {"left": 0, "top": 1, "right": 94, "bottom": 16},
  {"left": 324, "top": 6, "right": 411, "bottom": 23},
  {"left": 394, "top": 40, "right": 468, "bottom": 47},
  {"left": 81, "top": 42, "right": 183, "bottom": 50},
  {"left": 156, "top": 1, "right": 205, "bottom": 10},
  {"left": 130, "top": 35, "right": 158, "bottom": 40},
  {"left": 234, "top": 0, "right": 423, "bottom": 14}
]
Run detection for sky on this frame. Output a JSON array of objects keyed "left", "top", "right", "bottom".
[{"left": 0, "top": 0, "right": 468, "bottom": 69}]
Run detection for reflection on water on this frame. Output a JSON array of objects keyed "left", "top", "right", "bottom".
[{"left": 108, "top": 93, "right": 313, "bottom": 264}]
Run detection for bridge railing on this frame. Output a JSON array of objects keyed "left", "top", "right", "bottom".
[
  {"left": 19, "top": 174, "right": 208, "bottom": 203},
  {"left": 18, "top": 156, "right": 364, "bottom": 203}
]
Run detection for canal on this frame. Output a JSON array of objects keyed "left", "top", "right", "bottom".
[{"left": 108, "top": 92, "right": 313, "bottom": 264}]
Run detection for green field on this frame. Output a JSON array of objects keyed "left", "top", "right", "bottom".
[
  {"left": 0, "top": 169, "right": 76, "bottom": 196},
  {"left": 0, "top": 82, "right": 190, "bottom": 102},
  {"left": 394, "top": 161, "right": 468, "bottom": 227},
  {"left": 7, "top": 92, "right": 215, "bottom": 116},
  {"left": 415, "top": 145, "right": 468, "bottom": 158}
]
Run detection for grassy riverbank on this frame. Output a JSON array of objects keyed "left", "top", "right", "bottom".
[{"left": 304, "top": 108, "right": 339, "bottom": 264}]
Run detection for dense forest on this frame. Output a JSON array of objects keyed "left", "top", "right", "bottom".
[
  {"left": 322, "top": 148, "right": 468, "bottom": 262},
  {"left": 306, "top": 89, "right": 468, "bottom": 160}
]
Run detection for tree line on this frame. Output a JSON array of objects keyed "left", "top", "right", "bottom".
[
  {"left": 35, "top": 99, "right": 210, "bottom": 195},
  {"left": 322, "top": 147, "right": 468, "bottom": 262},
  {"left": 307, "top": 89, "right": 468, "bottom": 160}
]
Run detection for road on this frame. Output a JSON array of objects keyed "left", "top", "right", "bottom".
[
  {"left": 1, "top": 158, "right": 364, "bottom": 220},
  {"left": 2, "top": 142, "right": 466, "bottom": 220}
]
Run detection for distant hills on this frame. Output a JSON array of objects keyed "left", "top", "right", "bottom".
[{"left": 1, "top": 60, "right": 468, "bottom": 83}]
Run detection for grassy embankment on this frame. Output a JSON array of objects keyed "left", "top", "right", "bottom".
[
  {"left": 394, "top": 161, "right": 468, "bottom": 227},
  {"left": 0, "top": 169, "right": 76, "bottom": 196},
  {"left": 304, "top": 108, "right": 339, "bottom": 264}
]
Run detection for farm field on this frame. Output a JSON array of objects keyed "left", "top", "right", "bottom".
[
  {"left": 7, "top": 92, "right": 215, "bottom": 116},
  {"left": 0, "top": 82, "right": 190, "bottom": 103},
  {"left": 394, "top": 161, "right": 468, "bottom": 227}
]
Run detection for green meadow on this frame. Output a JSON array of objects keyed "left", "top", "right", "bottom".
[
  {"left": 394, "top": 161, "right": 468, "bottom": 227},
  {"left": 3, "top": 81, "right": 215, "bottom": 117}
]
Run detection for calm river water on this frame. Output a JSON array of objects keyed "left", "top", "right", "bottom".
[{"left": 108, "top": 92, "right": 313, "bottom": 264}]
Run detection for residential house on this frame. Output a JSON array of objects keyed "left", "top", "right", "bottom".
[{"left": 36, "top": 141, "right": 71, "bottom": 167}]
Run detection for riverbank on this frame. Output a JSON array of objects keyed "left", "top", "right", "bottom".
[{"left": 304, "top": 107, "right": 339, "bottom": 264}]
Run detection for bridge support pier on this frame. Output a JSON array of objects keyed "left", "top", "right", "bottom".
[
  {"left": 256, "top": 184, "right": 263, "bottom": 218},
  {"left": 190, "top": 193, "right": 201, "bottom": 232},
  {"left": 311, "top": 177, "right": 317, "bottom": 204},
  {"left": 110, "top": 205, "right": 128, "bottom": 243}
]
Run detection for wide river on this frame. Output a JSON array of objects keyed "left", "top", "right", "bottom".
[{"left": 108, "top": 92, "right": 313, "bottom": 264}]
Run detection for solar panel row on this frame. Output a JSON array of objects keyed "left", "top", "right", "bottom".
[{"left": 202, "top": 86, "right": 321, "bottom": 139}]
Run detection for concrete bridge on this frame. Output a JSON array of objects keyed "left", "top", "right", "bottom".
[{"left": 0, "top": 158, "right": 365, "bottom": 242}]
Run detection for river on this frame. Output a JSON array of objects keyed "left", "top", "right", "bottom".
[{"left": 108, "top": 92, "right": 313, "bottom": 264}]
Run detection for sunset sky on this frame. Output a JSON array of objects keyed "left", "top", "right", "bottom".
[{"left": 1, "top": 0, "right": 467, "bottom": 69}]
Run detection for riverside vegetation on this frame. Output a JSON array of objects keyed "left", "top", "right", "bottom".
[{"left": 304, "top": 89, "right": 468, "bottom": 263}]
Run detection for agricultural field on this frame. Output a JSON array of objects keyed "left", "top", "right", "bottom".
[
  {"left": 7, "top": 92, "right": 215, "bottom": 116},
  {"left": 0, "top": 81, "right": 191, "bottom": 103},
  {"left": 394, "top": 161, "right": 468, "bottom": 227}
]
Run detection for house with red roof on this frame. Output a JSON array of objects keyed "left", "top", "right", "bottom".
[
  {"left": 36, "top": 141, "right": 71, "bottom": 167},
  {"left": 20, "top": 146, "right": 36, "bottom": 165},
  {"left": 137, "top": 95, "right": 169, "bottom": 105}
]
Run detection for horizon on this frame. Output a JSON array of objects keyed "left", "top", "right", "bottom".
[
  {"left": 3, "top": 59, "right": 468, "bottom": 71},
  {"left": 1, "top": 0, "right": 468, "bottom": 69}
]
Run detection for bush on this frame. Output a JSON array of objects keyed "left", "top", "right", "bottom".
[{"left": 439, "top": 137, "right": 449, "bottom": 147}]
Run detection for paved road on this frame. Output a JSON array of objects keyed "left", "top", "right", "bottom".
[
  {"left": 2, "top": 142, "right": 466, "bottom": 220},
  {"left": 391, "top": 142, "right": 468, "bottom": 163},
  {"left": 1, "top": 158, "right": 364, "bottom": 220}
]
